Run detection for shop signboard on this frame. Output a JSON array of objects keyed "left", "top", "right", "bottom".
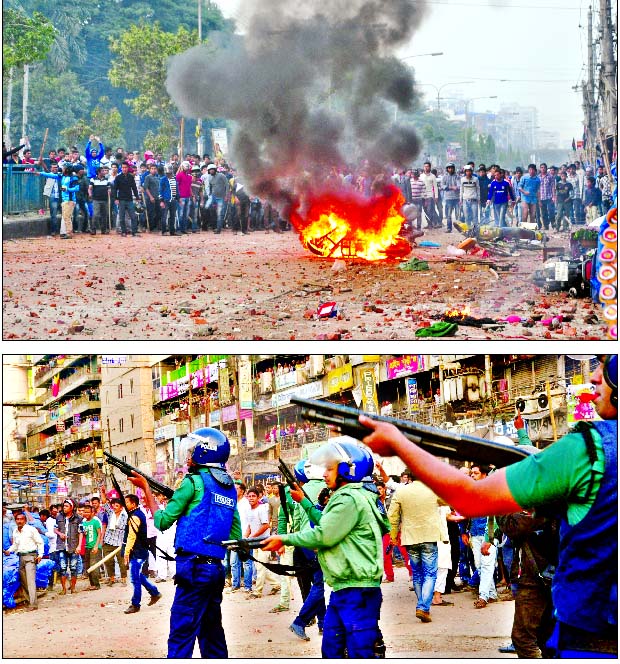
[
  {"left": 386, "top": 355, "right": 425, "bottom": 380},
  {"left": 407, "top": 377, "right": 420, "bottom": 413},
  {"left": 326, "top": 363, "right": 353, "bottom": 395}
]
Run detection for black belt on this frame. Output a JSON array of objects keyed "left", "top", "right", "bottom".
[{"left": 18, "top": 551, "right": 37, "bottom": 556}]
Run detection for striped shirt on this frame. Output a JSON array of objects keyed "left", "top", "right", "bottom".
[
  {"left": 410, "top": 179, "right": 425, "bottom": 201},
  {"left": 168, "top": 177, "right": 178, "bottom": 199}
]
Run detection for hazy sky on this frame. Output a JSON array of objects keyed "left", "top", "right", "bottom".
[{"left": 214, "top": 0, "right": 593, "bottom": 146}]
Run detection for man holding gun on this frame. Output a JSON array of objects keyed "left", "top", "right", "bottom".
[
  {"left": 359, "top": 355, "right": 617, "bottom": 658},
  {"left": 127, "top": 427, "right": 241, "bottom": 659}
]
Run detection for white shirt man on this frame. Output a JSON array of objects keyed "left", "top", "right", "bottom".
[
  {"left": 4, "top": 514, "right": 44, "bottom": 610},
  {"left": 245, "top": 487, "right": 277, "bottom": 598}
]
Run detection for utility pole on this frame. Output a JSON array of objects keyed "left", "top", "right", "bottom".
[
  {"left": 582, "top": 7, "right": 598, "bottom": 166},
  {"left": 4, "top": 67, "right": 13, "bottom": 147},
  {"left": 598, "top": 0, "right": 618, "bottom": 161},
  {"left": 196, "top": 0, "right": 204, "bottom": 156},
  {"left": 231, "top": 356, "right": 244, "bottom": 474},
  {"left": 21, "top": 64, "right": 29, "bottom": 142}
]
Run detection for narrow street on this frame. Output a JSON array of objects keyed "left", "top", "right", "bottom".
[
  {"left": 2, "top": 225, "right": 605, "bottom": 340},
  {"left": 3, "top": 565, "right": 516, "bottom": 658}
]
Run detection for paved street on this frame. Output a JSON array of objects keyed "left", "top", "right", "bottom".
[
  {"left": 3, "top": 565, "right": 516, "bottom": 658},
  {"left": 2, "top": 225, "right": 606, "bottom": 340}
]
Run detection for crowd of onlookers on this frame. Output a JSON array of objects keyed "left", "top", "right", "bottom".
[
  {"left": 389, "top": 159, "right": 614, "bottom": 234},
  {"left": 4, "top": 134, "right": 615, "bottom": 241}
]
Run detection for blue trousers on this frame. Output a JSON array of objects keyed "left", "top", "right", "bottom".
[
  {"left": 407, "top": 542, "right": 438, "bottom": 613},
  {"left": 117, "top": 199, "right": 137, "bottom": 235},
  {"left": 293, "top": 566, "right": 326, "bottom": 629},
  {"left": 129, "top": 556, "right": 158, "bottom": 607},
  {"left": 444, "top": 199, "right": 458, "bottom": 231},
  {"left": 178, "top": 197, "right": 190, "bottom": 233},
  {"left": 322, "top": 586, "right": 382, "bottom": 658},
  {"left": 168, "top": 555, "right": 227, "bottom": 659},
  {"left": 49, "top": 198, "right": 60, "bottom": 234},
  {"left": 493, "top": 203, "right": 508, "bottom": 227},
  {"left": 230, "top": 550, "right": 252, "bottom": 591},
  {"left": 547, "top": 622, "right": 617, "bottom": 659}
]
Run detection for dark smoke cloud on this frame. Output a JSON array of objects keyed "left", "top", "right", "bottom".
[{"left": 166, "top": 0, "right": 429, "bottom": 197}]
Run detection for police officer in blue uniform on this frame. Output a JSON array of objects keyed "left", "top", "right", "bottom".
[{"left": 129, "top": 428, "right": 241, "bottom": 659}]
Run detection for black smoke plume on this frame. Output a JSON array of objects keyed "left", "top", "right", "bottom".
[{"left": 166, "top": 1, "right": 428, "bottom": 197}]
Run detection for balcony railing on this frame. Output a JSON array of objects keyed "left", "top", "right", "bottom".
[
  {"left": 28, "top": 421, "right": 102, "bottom": 458},
  {"left": 27, "top": 393, "right": 101, "bottom": 435},
  {"left": 39, "top": 366, "right": 101, "bottom": 407}
]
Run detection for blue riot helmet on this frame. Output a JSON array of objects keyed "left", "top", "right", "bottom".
[
  {"left": 179, "top": 427, "right": 230, "bottom": 466},
  {"left": 310, "top": 440, "right": 374, "bottom": 483},
  {"left": 293, "top": 460, "right": 309, "bottom": 483},
  {"left": 293, "top": 459, "right": 323, "bottom": 483},
  {"left": 599, "top": 354, "right": 617, "bottom": 407}
]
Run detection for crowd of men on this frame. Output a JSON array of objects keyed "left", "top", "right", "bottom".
[
  {"left": 390, "top": 159, "right": 614, "bottom": 236},
  {"left": 2, "top": 486, "right": 173, "bottom": 612},
  {"left": 9, "top": 136, "right": 285, "bottom": 240},
  {"left": 3, "top": 357, "right": 617, "bottom": 659},
  {"left": 4, "top": 134, "right": 615, "bottom": 243}
]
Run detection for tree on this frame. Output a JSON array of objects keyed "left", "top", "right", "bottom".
[
  {"left": 60, "top": 96, "right": 125, "bottom": 149},
  {"left": 108, "top": 22, "right": 198, "bottom": 122},
  {"left": 2, "top": 8, "right": 56, "bottom": 74}
]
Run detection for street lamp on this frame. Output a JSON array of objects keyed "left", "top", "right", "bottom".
[
  {"left": 463, "top": 95, "right": 498, "bottom": 160},
  {"left": 393, "top": 53, "right": 445, "bottom": 122},
  {"left": 400, "top": 52, "right": 444, "bottom": 61},
  {"left": 417, "top": 81, "right": 474, "bottom": 112}
]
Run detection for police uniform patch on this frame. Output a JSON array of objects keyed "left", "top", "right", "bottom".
[{"left": 213, "top": 493, "right": 234, "bottom": 508}]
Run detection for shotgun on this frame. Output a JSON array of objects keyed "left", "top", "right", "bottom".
[
  {"left": 103, "top": 452, "right": 174, "bottom": 499},
  {"left": 290, "top": 397, "right": 533, "bottom": 468}
]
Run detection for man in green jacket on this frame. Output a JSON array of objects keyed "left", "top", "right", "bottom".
[{"left": 262, "top": 442, "right": 388, "bottom": 658}]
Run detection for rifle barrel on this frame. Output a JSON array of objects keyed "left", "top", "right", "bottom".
[{"left": 290, "top": 397, "right": 532, "bottom": 468}]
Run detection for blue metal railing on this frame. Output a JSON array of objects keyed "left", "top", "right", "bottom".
[{"left": 2, "top": 164, "right": 46, "bottom": 214}]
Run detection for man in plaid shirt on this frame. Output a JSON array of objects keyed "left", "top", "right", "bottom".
[
  {"left": 101, "top": 495, "right": 128, "bottom": 585},
  {"left": 538, "top": 163, "right": 556, "bottom": 230}
]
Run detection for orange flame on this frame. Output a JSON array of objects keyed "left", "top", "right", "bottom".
[
  {"left": 444, "top": 305, "right": 471, "bottom": 318},
  {"left": 291, "top": 185, "right": 411, "bottom": 261}
]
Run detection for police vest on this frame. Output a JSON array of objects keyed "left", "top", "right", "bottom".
[
  {"left": 125, "top": 508, "right": 149, "bottom": 559},
  {"left": 553, "top": 420, "right": 617, "bottom": 634},
  {"left": 174, "top": 469, "right": 236, "bottom": 559}
]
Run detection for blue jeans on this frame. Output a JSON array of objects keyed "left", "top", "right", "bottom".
[
  {"left": 322, "top": 586, "right": 382, "bottom": 658},
  {"left": 230, "top": 550, "right": 252, "bottom": 591},
  {"left": 407, "top": 542, "right": 438, "bottom": 613},
  {"left": 178, "top": 197, "right": 190, "bottom": 233},
  {"left": 49, "top": 197, "right": 60, "bottom": 234},
  {"left": 572, "top": 198, "right": 585, "bottom": 224},
  {"left": 189, "top": 196, "right": 200, "bottom": 231},
  {"left": 117, "top": 199, "right": 137, "bottom": 235},
  {"left": 444, "top": 199, "right": 458, "bottom": 231},
  {"left": 493, "top": 202, "right": 508, "bottom": 227},
  {"left": 293, "top": 566, "right": 326, "bottom": 630},
  {"left": 168, "top": 555, "right": 227, "bottom": 658},
  {"left": 213, "top": 197, "right": 226, "bottom": 231},
  {"left": 129, "top": 556, "right": 159, "bottom": 607},
  {"left": 540, "top": 199, "right": 555, "bottom": 229},
  {"left": 480, "top": 201, "right": 491, "bottom": 224},
  {"left": 161, "top": 200, "right": 178, "bottom": 234},
  {"left": 463, "top": 199, "right": 479, "bottom": 232},
  {"left": 514, "top": 199, "right": 523, "bottom": 224},
  {"left": 422, "top": 198, "right": 437, "bottom": 227},
  {"left": 58, "top": 550, "right": 80, "bottom": 577}
]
